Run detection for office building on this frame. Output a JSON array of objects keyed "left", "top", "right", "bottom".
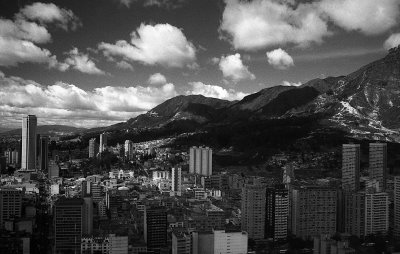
[
  {"left": 290, "top": 186, "right": 337, "bottom": 240},
  {"left": 124, "top": 140, "right": 134, "bottom": 161},
  {"left": 365, "top": 191, "right": 389, "bottom": 235},
  {"left": 99, "top": 133, "right": 107, "bottom": 153},
  {"left": 54, "top": 198, "right": 83, "bottom": 253},
  {"left": 369, "top": 143, "right": 387, "bottom": 191},
  {"left": 48, "top": 160, "right": 59, "bottom": 178},
  {"left": 189, "top": 146, "right": 212, "bottom": 176},
  {"left": 0, "top": 188, "right": 22, "bottom": 228},
  {"left": 241, "top": 183, "right": 266, "bottom": 239},
  {"left": 91, "top": 183, "right": 103, "bottom": 203},
  {"left": 342, "top": 144, "right": 360, "bottom": 192},
  {"left": 266, "top": 186, "right": 288, "bottom": 242},
  {"left": 192, "top": 230, "right": 248, "bottom": 254},
  {"left": 21, "top": 115, "right": 37, "bottom": 170},
  {"left": 81, "top": 234, "right": 128, "bottom": 254},
  {"left": 82, "top": 197, "right": 93, "bottom": 236},
  {"left": 88, "top": 138, "right": 97, "bottom": 158},
  {"left": 39, "top": 136, "right": 48, "bottom": 171},
  {"left": 144, "top": 206, "right": 167, "bottom": 253},
  {"left": 344, "top": 191, "right": 365, "bottom": 237},
  {"left": 172, "top": 167, "right": 182, "bottom": 196}
]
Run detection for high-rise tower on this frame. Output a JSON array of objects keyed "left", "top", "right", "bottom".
[
  {"left": 369, "top": 143, "right": 387, "bottom": 191},
  {"left": 21, "top": 115, "right": 37, "bottom": 170},
  {"left": 342, "top": 144, "right": 360, "bottom": 192}
]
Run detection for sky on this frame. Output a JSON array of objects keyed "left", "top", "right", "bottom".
[{"left": 0, "top": 0, "right": 399, "bottom": 128}]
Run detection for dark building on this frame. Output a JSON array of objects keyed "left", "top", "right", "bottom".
[
  {"left": 0, "top": 188, "right": 22, "bottom": 229},
  {"left": 144, "top": 206, "right": 167, "bottom": 253},
  {"left": 54, "top": 198, "right": 83, "bottom": 254},
  {"left": 266, "top": 185, "right": 288, "bottom": 242},
  {"left": 39, "top": 136, "right": 49, "bottom": 171}
]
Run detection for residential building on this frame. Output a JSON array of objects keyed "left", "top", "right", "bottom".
[
  {"left": 365, "top": 191, "right": 389, "bottom": 235},
  {"left": 241, "top": 183, "right": 266, "bottom": 240},
  {"left": 0, "top": 188, "right": 22, "bottom": 228},
  {"left": 394, "top": 176, "right": 400, "bottom": 239},
  {"left": 99, "top": 133, "right": 107, "bottom": 153},
  {"left": 290, "top": 186, "right": 337, "bottom": 240},
  {"left": 172, "top": 167, "right": 182, "bottom": 196},
  {"left": 144, "top": 206, "right": 167, "bottom": 253},
  {"left": 39, "top": 135, "right": 48, "bottom": 171},
  {"left": 342, "top": 144, "right": 360, "bottom": 192},
  {"left": 266, "top": 185, "right": 288, "bottom": 242},
  {"left": 344, "top": 191, "right": 365, "bottom": 237},
  {"left": 88, "top": 138, "right": 97, "bottom": 158},
  {"left": 369, "top": 143, "right": 387, "bottom": 191},
  {"left": 192, "top": 230, "right": 248, "bottom": 254}
]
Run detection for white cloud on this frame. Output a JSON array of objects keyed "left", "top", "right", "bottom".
[
  {"left": 384, "top": 33, "right": 400, "bottom": 50},
  {"left": 116, "top": 60, "right": 134, "bottom": 70},
  {"left": 118, "top": 0, "right": 187, "bottom": 9},
  {"left": 0, "top": 3, "right": 79, "bottom": 69},
  {"left": 148, "top": 73, "right": 167, "bottom": 85},
  {"left": 319, "top": 0, "right": 400, "bottom": 35},
  {"left": 99, "top": 23, "right": 196, "bottom": 68},
  {"left": 186, "top": 82, "right": 248, "bottom": 101},
  {"left": 64, "top": 47, "right": 106, "bottom": 75},
  {"left": 266, "top": 48, "right": 294, "bottom": 70},
  {"left": 0, "top": 73, "right": 178, "bottom": 128},
  {"left": 218, "top": 53, "right": 255, "bottom": 82},
  {"left": 18, "top": 2, "right": 82, "bottom": 31},
  {"left": 220, "top": 0, "right": 330, "bottom": 50},
  {"left": 281, "top": 81, "right": 302, "bottom": 87}
]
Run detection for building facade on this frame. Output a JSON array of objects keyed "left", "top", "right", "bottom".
[
  {"left": 369, "top": 143, "right": 387, "bottom": 191},
  {"left": 266, "top": 186, "right": 288, "bottom": 242},
  {"left": 241, "top": 184, "right": 266, "bottom": 240},
  {"left": 342, "top": 144, "right": 360, "bottom": 192},
  {"left": 172, "top": 167, "right": 182, "bottom": 196},
  {"left": 365, "top": 191, "right": 389, "bottom": 235},
  {"left": 21, "top": 115, "right": 37, "bottom": 170},
  {"left": 189, "top": 146, "right": 212, "bottom": 176}
]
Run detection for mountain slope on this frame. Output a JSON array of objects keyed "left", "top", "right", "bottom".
[{"left": 1, "top": 125, "right": 87, "bottom": 136}]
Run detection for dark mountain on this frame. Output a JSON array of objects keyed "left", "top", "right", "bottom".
[
  {"left": 108, "top": 95, "right": 235, "bottom": 130},
  {"left": 1, "top": 125, "right": 86, "bottom": 136},
  {"left": 86, "top": 46, "right": 400, "bottom": 157}
]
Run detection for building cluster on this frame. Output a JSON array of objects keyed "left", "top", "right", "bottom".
[{"left": 1, "top": 114, "right": 400, "bottom": 253}]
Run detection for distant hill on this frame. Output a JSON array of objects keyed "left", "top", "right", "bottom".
[{"left": 1, "top": 125, "right": 87, "bottom": 136}]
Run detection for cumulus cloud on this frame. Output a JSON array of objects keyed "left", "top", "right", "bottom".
[
  {"left": 18, "top": 2, "right": 81, "bottom": 31},
  {"left": 384, "top": 33, "right": 400, "bottom": 50},
  {"left": 266, "top": 48, "right": 294, "bottom": 70},
  {"left": 319, "top": 0, "right": 400, "bottom": 35},
  {"left": 99, "top": 23, "right": 196, "bottom": 68},
  {"left": 118, "top": 0, "right": 188, "bottom": 9},
  {"left": 220, "top": 0, "right": 330, "bottom": 50},
  {"left": 148, "top": 73, "right": 167, "bottom": 85},
  {"left": 220, "top": 0, "right": 400, "bottom": 50},
  {"left": 281, "top": 81, "right": 302, "bottom": 87},
  {"left": 64, "top": 48, "right": 106, "bottom": 75},
  {"left": 0, "top": 3, "right": 80, "bottom": 69},
  {"left": 186, "top": 82, "right": 248, "bottom": 101},
  {"left": 217, "top": 53, "right": 255, "bottom": 82},
  {"left": 0, "top": 73, "right": 178, "bottom": 128}
]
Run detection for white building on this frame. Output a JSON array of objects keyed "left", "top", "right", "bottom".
[
  {"left": 365, "top": 191, "right": 389, "bottom": 235},
  {"left": 99, "top": 133, "right": 107, "bottom": 153},
  {"left": 192, "top": 230, "right": 248, "bottom": 254},
  {"left": 189, "top": 146, "right": 212, "bottom": 176}
]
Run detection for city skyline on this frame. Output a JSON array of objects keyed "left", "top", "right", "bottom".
[{"left": 0, "top": 0, "right": 399, "bottom": 128}]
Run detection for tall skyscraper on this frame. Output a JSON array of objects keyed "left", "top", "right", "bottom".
[
  {"left": 88, "top": 138, "right": 96, "bottom": 158},
  {"left": 54, "top": 198, "right": 83, "bottom": 253},
  {"left": 290, "top": 186, "right": 337, "bottom": 240},
  {"left": 124, "top": 140, "right": 133, "bottom": 161},
  {"left": 266, "top": 185, "right": 289, "bottom": 242},
  {"left": 189, "top": 146, "right": 212, "bottom": 176},
  {"left": 365, "top": 191, "right": 389, "bottom": 235},
  {"left": 99, "top": 133, "right": 107, "bottom": 153},
  {"left": 171, "top": 167, "right": 182, "bottom": 196},
  {"left": 39, "top": 136, "right": 49, "bottom": 171},
  {"left": 241, "top": 183, "right": 266, "bottom": 240},
  {"left": 0, "top": 188, "right": 22, "bottom": 229},
  {"left": 394, "top": 176, "right": 400, "bottom": 240},
  {"left": 144, "top": 206, "right": 167, "bottom": 253},
  {"left": 21, "top": 115, "right": 37, "bottom": 170},
  {"left": 369, "top": 143, "right": 387, "bottom": 191},
  {"left": 342, "top": 144, "right": 360, "bottom": 192}
]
